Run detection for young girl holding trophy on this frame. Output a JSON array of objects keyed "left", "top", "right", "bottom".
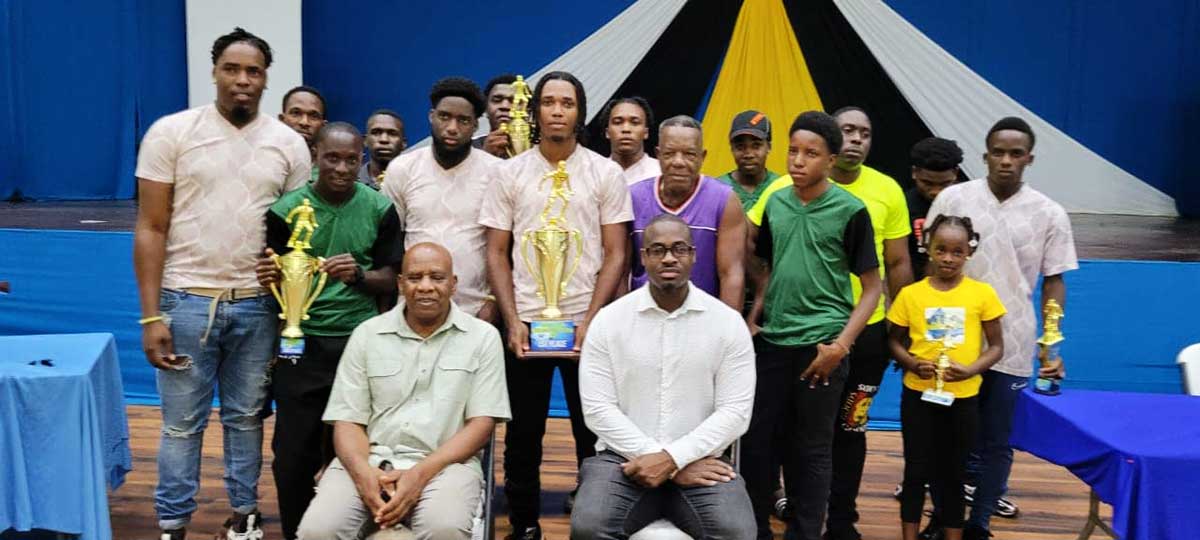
[{"left": 887, "top": 215, "right": 1006, "bottom": 540}]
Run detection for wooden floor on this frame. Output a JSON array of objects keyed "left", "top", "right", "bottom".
[{"left": 112, "top": 406, "right": 1110, "bottom": 540}]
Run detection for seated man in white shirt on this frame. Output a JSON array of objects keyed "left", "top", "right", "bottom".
[
  {"left": 572, "top": 215, "right": 757, "bottom": 540},
  {"left": 296, "top": 243, "right": 511, "bottom": 540}
]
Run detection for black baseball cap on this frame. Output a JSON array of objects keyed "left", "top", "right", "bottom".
[{"left": 729, "top": 110, "right": 771, "bottom": 141}]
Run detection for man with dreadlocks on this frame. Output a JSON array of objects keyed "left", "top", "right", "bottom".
[
  {"left": 922, "top": 117, "right": 1078, "bottom": 540},
  {"left": 134, "top": 27, "right": 311, "bottom": 540},
  {"left": 479, "top": 71, "right": 633, "bottom": 540}
]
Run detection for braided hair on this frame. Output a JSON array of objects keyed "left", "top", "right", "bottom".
[{"left": 918, "top": 214, "right": 980, "bottom": 255}]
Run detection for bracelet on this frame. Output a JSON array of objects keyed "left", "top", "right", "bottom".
[{"left": 139, "top": 315, "right": 165, "bottom": 325}]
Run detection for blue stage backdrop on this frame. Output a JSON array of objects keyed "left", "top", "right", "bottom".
[
  {"left": 1, "top": 229, "right": 1196, "bottom": 425},
  {"left": 887, "top": 0, "right": 1200, "bottom": 216},
  {"left": 0, "top": 0, "right": 187, "bottom": 201}
]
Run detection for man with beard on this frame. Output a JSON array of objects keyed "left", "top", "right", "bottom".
[
  {"left": 479, "top": 71, "right": 633, "bottom": 540},
  {"left": 134, "top": 27, "right": 310, "bottom": 540},
  {"left": 279, "top": 85, "right": 327, "bottom": 172},
  {"left": 359, "top": 110, "right": 406, "bottom": 189},
  {"left": 600, "top": 96, "right": 660, "bottom": 185},
  {"left": 383, "top": 77, "right": 500, "bottom": 322},
  {"left": 627, "top": 116, "right": 744, "bottom": 310},
  {"left": 256, "top": 122, "right": 404, "bottom": 539},
  {"left": 474, "top": 73, "right": 517, "bottom": 158}
]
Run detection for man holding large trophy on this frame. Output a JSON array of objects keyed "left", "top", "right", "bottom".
[
  {"left": 480, "top": 71, "right": 633, "bottom": 540},
  {"left": 256, "top": 122, "right": 405, "bottom": 540}
]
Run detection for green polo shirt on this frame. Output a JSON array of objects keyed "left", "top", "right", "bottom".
[
  {"left": 755, "top": 184, "right": 878, "bottom": 347},
  {"left": 717, "top": 169, "right": 783, "bottom": 212},
  {"left": 267, "top": 183, "right": 404, "bottom": 336}
]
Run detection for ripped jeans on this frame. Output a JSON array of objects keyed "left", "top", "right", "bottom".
[{"left": 154, "top": 288, "right": 278, "bottom": 530}]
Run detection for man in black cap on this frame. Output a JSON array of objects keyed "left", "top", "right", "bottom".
[{"left": 716, "top": 110, "right": 783, "bottom": 212}]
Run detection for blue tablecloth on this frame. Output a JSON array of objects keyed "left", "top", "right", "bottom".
[
  {"left": 1011, "top": 389, "right": 1200, "bottom": 540},
  {"left": 0, "top": 333, "right": 132, "bottom": 539}
]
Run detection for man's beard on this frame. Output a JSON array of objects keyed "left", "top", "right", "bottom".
[
  {"left": 230, "top": 105, "right": 253, "bottom": 125},
  {"left": 432, "top": 136, "right": 470, "bottom": 162}
]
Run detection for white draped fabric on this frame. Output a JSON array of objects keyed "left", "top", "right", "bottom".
[{"left": 837, "top": 0, "right": 1177, "bottom": 216}]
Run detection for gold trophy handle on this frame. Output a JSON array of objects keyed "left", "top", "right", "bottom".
[
  {"left": 519, "top": 231, "right": 543, "bottom": 298},
  {"left": 561, "top": 229, "right": 584, "bottom": 297},
  {"left": 268, "top": 254, "right": 287, "bottom": 318},
  {"left": 301, "top": 258, "right": 329, "bottom": 318}
]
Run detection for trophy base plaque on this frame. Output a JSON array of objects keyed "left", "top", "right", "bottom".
[
  {"left": 1033, "top": 376, "right": 1061, "bottom": 395},
  {"left": 279, "top": 337, "right": 305, "bottom": 364},
  {"left": 526, "top": 319, "right": 577, "bottom": 358},
  {"left": 921, "top": 388, "right": 956, "bottom": 407}
]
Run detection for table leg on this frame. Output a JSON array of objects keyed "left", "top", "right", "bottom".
[{"left": 1076, "top": 489, "right": 1117, "bottom": 540}]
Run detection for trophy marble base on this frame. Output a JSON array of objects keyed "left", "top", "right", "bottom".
[
  {"left": 921, "top": 388, "right": 956, "bottom": 406},
  {"left": 1034, "top": 376, "right": 1062, "bottom": 395},
  {"left": 526, "top": 319, "right": 577, "bottom": 359}
]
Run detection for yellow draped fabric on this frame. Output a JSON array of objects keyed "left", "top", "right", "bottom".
[{"left": 699, "top": 0, "right": 824, "bottom": 178}]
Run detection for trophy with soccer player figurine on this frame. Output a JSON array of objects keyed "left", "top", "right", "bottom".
[
  {"left": 268, "top": 198, "right": 329, "bottom": 363},
  {"left": 921, "top": 335, "right": 958, "bottom": 406},
  {"left": 519, "top": 161, "right": 583, "bottom": 357},
  {"left": 501, "top": 75, "right": 533, "bottom": 157}
]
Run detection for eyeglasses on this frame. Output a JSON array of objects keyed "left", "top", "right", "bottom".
[{"left": 643, "top": 243, "right": 695, "bottom": 259}]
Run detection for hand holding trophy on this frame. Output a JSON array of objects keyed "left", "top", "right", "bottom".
[
  {"left": 1035, "top": 299, "right": 1065, "bottom": 395},
  {"left": 921, "top": 335, "right": 957, "bottom": 406}
]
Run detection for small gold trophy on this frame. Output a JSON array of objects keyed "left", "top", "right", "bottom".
[
  {"left": 501, "top": 75, "right": 533, "bottom": 157},
  {"left": 921, "top": 336, "right": 957, "bottom": 406},
  {"left": 269, "top": 198, "right": 329, "bottom": 361},
  {"left": 519, "top": 161, "right": 583, "bottom": 356},
  {"left": 1035, "top": 299, "right": 1065, "bottom": 395}
]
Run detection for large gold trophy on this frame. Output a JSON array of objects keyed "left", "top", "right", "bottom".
[
  {"left": 269, "top": 198, "right": 329, "bottom": 361},
  {"left": 519, "top": 161, "right": 583, "bottom": 356},
  {"left": 501, "top": 75, "right": 533, "bottom": 157},
  {"left": 921, "top": 335, "right": 957, "bottom": 406},
  {"left": 1035, "top": 299, "right": 1065, "bottom": 395}
]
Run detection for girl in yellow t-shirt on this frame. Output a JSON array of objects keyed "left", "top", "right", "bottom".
[{"left": 887, "top": 215, "right": 1006, "bottom": 540}]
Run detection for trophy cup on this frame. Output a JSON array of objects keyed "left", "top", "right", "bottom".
[
  {"left": 268, "top": 198, "right": 329, "bottom": 362},
  {"left": 1035, "top": 299, "right": 1065, "bottom": 395},
  {"left": 519, "top": 161, "right": 583, "bottom": 356},
  {"left": 921, "top": 335, "right": 957, "bottom": 406},
  {"left": 501, "top": 75, "right": 533, "bottom": 157}
]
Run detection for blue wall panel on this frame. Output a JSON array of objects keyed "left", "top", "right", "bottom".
[{"left": 301, "top": 1, "right": 635, "bottom": 145}]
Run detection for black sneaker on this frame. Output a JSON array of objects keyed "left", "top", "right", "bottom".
[
  {"left": 918, "top": 516, "right": 943, "bottom": 540},
  {"left": 217, "top": 510, "right": 263, "bottom": 540},
  {"left": 159, "top": 528, "right": 186, "bottom": 540},
  {"left": 963, "top": 484, "right": 1020, "bottom": 518},
  {"left": 963, "top": 524, "right": 993, "bottom": 540},
  {"left": 822, "top": 529, "right": 862, "bottom": 540},
  {"left": 506, "top": 524, "right": 542, "bottom": 540}
]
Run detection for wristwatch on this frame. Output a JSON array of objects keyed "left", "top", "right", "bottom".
[{"left": 349, "top": 264, "right": 365, "bottom": 286}]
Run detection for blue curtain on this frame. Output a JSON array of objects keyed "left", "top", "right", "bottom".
[
  {"left": 0, "top": 0, "right": 187, "bottom": 201},
  {"left": 887, "top": 0, "right": 1200, "bottom": 216},
  {"left": 301, "top": 1, "right": 635, "bottom": 146}
]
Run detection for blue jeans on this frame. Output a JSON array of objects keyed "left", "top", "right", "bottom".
[
  {"left": 154, "top": 289, "right": 278, "bottom": 530},
  {"left": 929, "top": 369, "right": 1027, "bottom": 532},
  {"left": 570, "top": 452, "right": 757, "bottom": 540}
]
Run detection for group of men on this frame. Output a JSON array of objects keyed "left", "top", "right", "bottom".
[{"left": 134, "top": 28, "right": 1076, "bottom": 540}]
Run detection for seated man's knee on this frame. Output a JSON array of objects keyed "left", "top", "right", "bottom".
[{"left": 415, "top": 512, "right": 472, "bottom": 540}]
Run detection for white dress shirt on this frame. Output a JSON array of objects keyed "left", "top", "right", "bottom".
[{"left": 580, "top": 283, "right": 755, "bottom": 469}]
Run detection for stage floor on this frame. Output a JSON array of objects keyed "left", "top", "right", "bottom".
[
  {"left": 3, "top": 200, "right": 1198, "bottom": 261},
  {"left": 110, "top": 406, "right": 1111, "bottom": 540}
]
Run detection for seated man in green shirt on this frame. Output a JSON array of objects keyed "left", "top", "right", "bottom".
[
  {"left": 256, "top": 122, "right": 404, "bottom": 540},
  {"left": 741, "top": 111, "right": 882, "bottom": 540},
  {"left": 296, "top": 243, "right": 511, "bottom": 540}
]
